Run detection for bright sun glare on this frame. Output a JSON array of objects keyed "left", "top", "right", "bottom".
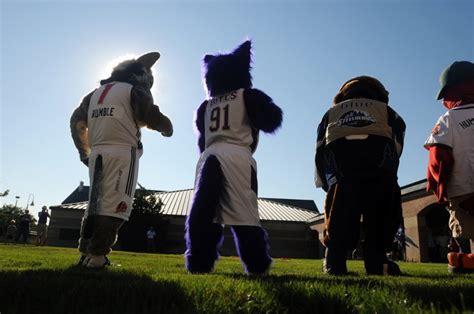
[
  {"left": 98, "top": 53, "right": 138, "bottom": 81},
  {"left": 95, "top": 52, "right": 160, "bottom": 97}
]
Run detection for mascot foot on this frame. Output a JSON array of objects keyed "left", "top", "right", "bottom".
[
  {"left": 323, "top": 247, "right": 348, "bottom": 275},
  {"left": 185, "top": 254, "right": 216, "bottom": 274},
  {"left": 86, "top": 255, "right": 111, "bottom": 269},
  {"left": 247, "top": 269, "right": 270, "bottom": 277},
  {"left": 186, "top": 270, "right": 212, "bottom": 274},
  {"left": 383, "top": 260, "right": 402, "bottom": 276},
  {"left": 77, "top": 254, "right": 90, "bottom": 266},
  {"left": 322, "top": 258, "right": 348, "bottom": 275},
  {"left": 185, "top": 262, "right": 214, "bottom": 274},
  {"left": 448, "top": 252, "right": 474, "bottom": 274}
]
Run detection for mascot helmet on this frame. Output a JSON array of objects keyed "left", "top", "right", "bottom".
[{"left": 333, "top": 76, "right": 389, "bottom": 104}]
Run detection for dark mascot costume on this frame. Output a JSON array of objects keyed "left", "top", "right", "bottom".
[
  {"left": 185, "top": 41, "right": 283, "bottom": 275},
  {"left": 315, "top": 76, "right": 405, "bottom": 275}
]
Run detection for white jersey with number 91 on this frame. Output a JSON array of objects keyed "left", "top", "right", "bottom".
[{"left": 204, "top": 88, "right": 257, "bottom": 151}]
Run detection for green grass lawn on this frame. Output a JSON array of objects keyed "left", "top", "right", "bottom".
[{"left": 0, "top": 244, "right": 473, "bottom": 314}]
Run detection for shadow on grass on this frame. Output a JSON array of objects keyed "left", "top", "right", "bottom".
[
  {"left": 0, "top": 267, "right": 194, "bottom": 314},
  {"left": 401, "top": 281, "right": 474, "bottom": 311},
  {"left": 222, "top": 272, "right": 474, "bottom": 313},
  {"left": 220, "top": 273, "right": 362, "bottom": 313}
]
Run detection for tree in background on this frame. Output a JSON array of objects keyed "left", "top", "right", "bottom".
[
  {"left": 119, "top": 186, "right": 168, "bottom": 252},
  {"left": 0, "top": 205, "right": 36, "bottom": 237},
  {"left": 132, "top": 188, "right": 164, "bottom": 215}
]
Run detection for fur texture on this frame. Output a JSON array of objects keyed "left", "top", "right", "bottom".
[
  {"left": 72, "top": 52, "right": 171, "bottom": 267},
  {"left": 243, "top": 89, "right": 283, "bottom": 134},
  {"left": 101, "top": 60, "right": 154, "bottom": 90},
  {"left": 203, "top": 41, "right": 252, "bottom": 97},
  {"left": 187, "top": 40, "right": 279, "bottom": 274},
  {"left": 185, "top": 156, "right": 225, "bottom": 273},
  {"left": 195, "top": 40, "right": 283, "bottom": 152}
]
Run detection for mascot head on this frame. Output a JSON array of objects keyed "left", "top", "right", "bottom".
[
  {"left": 202, "top": 40, "right": 252, "bottom": 97},
  {"left": 333, "top": 75, "right": 389, "bottom": 105},
  {"left": 100, "top": 52, "right": 160, "bottom": 90}
]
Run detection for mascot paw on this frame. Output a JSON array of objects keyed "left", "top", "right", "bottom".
[
  {"left": 81, "top": 158, "right": 89, "bottom": 167},
  {"left": 161, "top": 129, "right": 173, "bottom": 137}
]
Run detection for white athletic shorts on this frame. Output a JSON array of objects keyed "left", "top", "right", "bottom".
[
  {"left": 87, "top": 145, "right": 142, "bottom": 221},
  {"left": 195, "top": 142, "right": 260, "bottom": 226}
]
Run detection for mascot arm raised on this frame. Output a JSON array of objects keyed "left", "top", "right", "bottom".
[
  {"left": 131, "top": 86, "right": 173, "bottom": 137},
  {"left": 70, "top": 91, "right": 94, "bottom": 165},
  {"left": 243, "top": 88, "right": 283, "bottom": 133},
  {"left": 194, "top": 100, "right": 207, "bottom": 153}
]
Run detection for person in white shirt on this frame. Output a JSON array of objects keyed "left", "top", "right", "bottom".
[
  {"left": 147, "top": 226, "right": 156, "bottom": 253},
  {"left": 424, "top": 61, "right": 474, "bottom": 273}
]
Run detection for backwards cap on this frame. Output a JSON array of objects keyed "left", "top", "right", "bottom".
[{"left": 437, "top": 61, "right": 474, "bottom": 100}]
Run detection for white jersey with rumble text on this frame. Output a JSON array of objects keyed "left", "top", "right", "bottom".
[{"left": 88, "top": 82, "right": 141, "bottom": 148}]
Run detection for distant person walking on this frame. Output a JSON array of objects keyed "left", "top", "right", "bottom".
[
  {"left": 425, "top": 60, "right": 474, "bottom": 273},
  {"left": 36, "top": 206, "right": 51, "bottom": 246},
  {"left": 16, "top": 210, "right": 32, "bottom": 244},
  {"left": 6, "top": 220, "right": 17, "bottom": 243},
  {"left": 147, "top": 226, "right": 156, "bottom": 253}
]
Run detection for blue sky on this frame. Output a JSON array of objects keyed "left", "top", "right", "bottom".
[{"left": 1, "top": 0, "right": 473, "bottom": 218}]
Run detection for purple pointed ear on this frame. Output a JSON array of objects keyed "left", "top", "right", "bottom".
[
  {"left": 203, "top": 55, "right": 215, "bottom": 64},
  {"left": 233, "top": 40, "right": 251, "bottom": 64}
]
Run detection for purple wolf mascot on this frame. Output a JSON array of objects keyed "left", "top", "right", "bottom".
[{"left": 185, "top": 40, "right": 283, "bottom": 274}]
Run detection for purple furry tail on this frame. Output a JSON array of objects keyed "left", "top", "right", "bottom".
[
  {"left": 244, "top": 88, "right": 283, "bottom": 133},
  {"left": 185, "top": 155, "right": 224, "bottom": 273}
]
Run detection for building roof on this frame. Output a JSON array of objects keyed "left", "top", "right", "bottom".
[
  {"left": 260, "top": 197, "right": 319, "bottom": 213},
  {"left": 62, "top": 185, "right": 89, "bottom": 204},
  {"left": 53, "top": 188, "right": 319, "bottom": 223},
  {"left": 400, "top": 179, "right": 431, "bottom": 202},
  {"left": 62, "top": 182, "right": 164, "bottom": 204}
]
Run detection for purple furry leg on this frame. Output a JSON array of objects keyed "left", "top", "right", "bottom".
[
  {"left": 185, "top": 222, "right": 223, "bottom": 273},
  {"left": 185, "top": 155, "right": 224, "bottom": 273},
  {"left": 231, "top": 226, "right": 272, "bottom": 274}
]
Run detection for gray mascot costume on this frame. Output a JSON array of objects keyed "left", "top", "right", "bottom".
[{"left": 70, "top": 52, "right": 173, "bottom": 268}]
